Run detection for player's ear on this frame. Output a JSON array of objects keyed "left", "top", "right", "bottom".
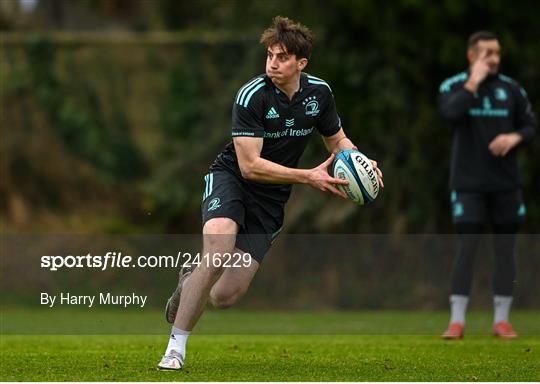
[
  {"left": 298, "top": 57, "right": 308, "bottom": 71},
  {"left": 467, "top": 47, "right": 477, "bottom": 64}
]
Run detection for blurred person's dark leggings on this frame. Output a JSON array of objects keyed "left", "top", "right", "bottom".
[{"left": 451, "top": 222, "right": 518, "bottom": 296}]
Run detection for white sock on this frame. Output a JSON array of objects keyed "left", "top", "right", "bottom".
[
  {"left": 449, "top": 294, "right": 469, "bottom": 324},
  {"left": 165, "top": 326, "right": 190, "bottom": 358},
  {"left": 494, "top": 295, "right": 513, "bottom": 324}
]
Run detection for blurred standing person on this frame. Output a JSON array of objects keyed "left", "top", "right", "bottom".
[{"left": 438, "top": 31, "right": 536, "bottom": 339}]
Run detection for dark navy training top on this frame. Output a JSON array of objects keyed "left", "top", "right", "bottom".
[
  {"left": 212, "top": 72, "right": 341, "bottom": 202},
  {"left": 439, "top": 71, "right": 536, "bottom": 192}
]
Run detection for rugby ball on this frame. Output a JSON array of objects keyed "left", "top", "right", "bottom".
[{"left": 331, "top": 149, "right": 379, "bottom": 205}]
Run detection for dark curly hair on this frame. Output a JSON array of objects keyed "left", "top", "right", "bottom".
[{"left": 260, "top": 16, "right": 314, "bottom": 59}]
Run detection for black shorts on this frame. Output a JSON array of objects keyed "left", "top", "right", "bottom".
[
  {"left": 201, "top": 170, "right": 284, "bottom": 263},
  {"left": 450, "top": 189, "right": 526, "bottom": 224}
]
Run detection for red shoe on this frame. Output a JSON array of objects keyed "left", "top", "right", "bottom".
[
  {"left": 493, "top": 321, "right": 518, "bottom": 339},
  {"left": 442, "top": 322, "right": 464, "bottom": 339}
]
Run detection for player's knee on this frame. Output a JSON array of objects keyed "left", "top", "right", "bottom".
[
  {"left": 203, "top": 218, "right": 238, "bottom": 236},
  {"left": 210, "top": 286, "right": 246, "bottom": 309},
  {"left": 197, "top": 262, "right": 224, "bottom": 281},
  {"left": 203, "top": 219, "right": 238, "bottom": 253},
  {"left": 211, "top": 297, "right": 234, "bottom": 310}
]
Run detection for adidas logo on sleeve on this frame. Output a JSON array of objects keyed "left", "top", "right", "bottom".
[{"left": 266, "top": 107, "right": 280, "bottom": 119}]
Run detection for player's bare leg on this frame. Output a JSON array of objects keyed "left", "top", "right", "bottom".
[
  {"left": 209, "top": 251, "right": 259, "bottom": 309},
  {"left": 157, "top": 218, "right": 238, "bottom": 370}
]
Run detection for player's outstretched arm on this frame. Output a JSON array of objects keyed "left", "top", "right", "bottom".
[
  {"left": 233, "top": 136, "right": 348, "bottom": 198},
  {"left": 322, "top": 128, "right": 357, "bottom": 154}
]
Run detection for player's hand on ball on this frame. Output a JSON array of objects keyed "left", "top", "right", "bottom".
[
  {"left": 370, "top": 159, "right": 384, "bottom": 188},
  {"left": 308, "top": 154, "right": 349, "bottom": 199}
]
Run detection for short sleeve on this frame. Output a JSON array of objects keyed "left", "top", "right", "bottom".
[
  {"left": 316, "top": 87, "right": 341, "bottom": 137},
  {"left": 232, "top": 78, "right": 266, "bottom": 138}
]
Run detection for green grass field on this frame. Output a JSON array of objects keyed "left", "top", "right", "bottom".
[{"left": 1, "top": 310, "right": 539, "bottom": 381}]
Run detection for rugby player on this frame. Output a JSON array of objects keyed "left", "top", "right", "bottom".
[
  {"left": 439, "top": 31, "right": 536, "bottom": 339},
  {"left": 157, "top": 16, "right": 384, "bottom": 369}
]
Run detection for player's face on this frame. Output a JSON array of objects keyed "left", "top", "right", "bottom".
[
  {"left": 471, "top": 39, "right": 501, "bottom": 75},
  {"left": 266, "top": 44, "right": 306, "bottom": 84}
]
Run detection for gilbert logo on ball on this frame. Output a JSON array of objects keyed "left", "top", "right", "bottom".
[{"left": 331, "top": 149, "right": 379, "bottom": 205}]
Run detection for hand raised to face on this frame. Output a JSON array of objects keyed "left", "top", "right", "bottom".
[{"left": 469, "top": 49, "right": 491, "bottom": 85}]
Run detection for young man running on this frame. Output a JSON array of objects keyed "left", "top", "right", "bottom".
[{"left": 157, "top": 16, "right": 383, "bottom": 369}]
